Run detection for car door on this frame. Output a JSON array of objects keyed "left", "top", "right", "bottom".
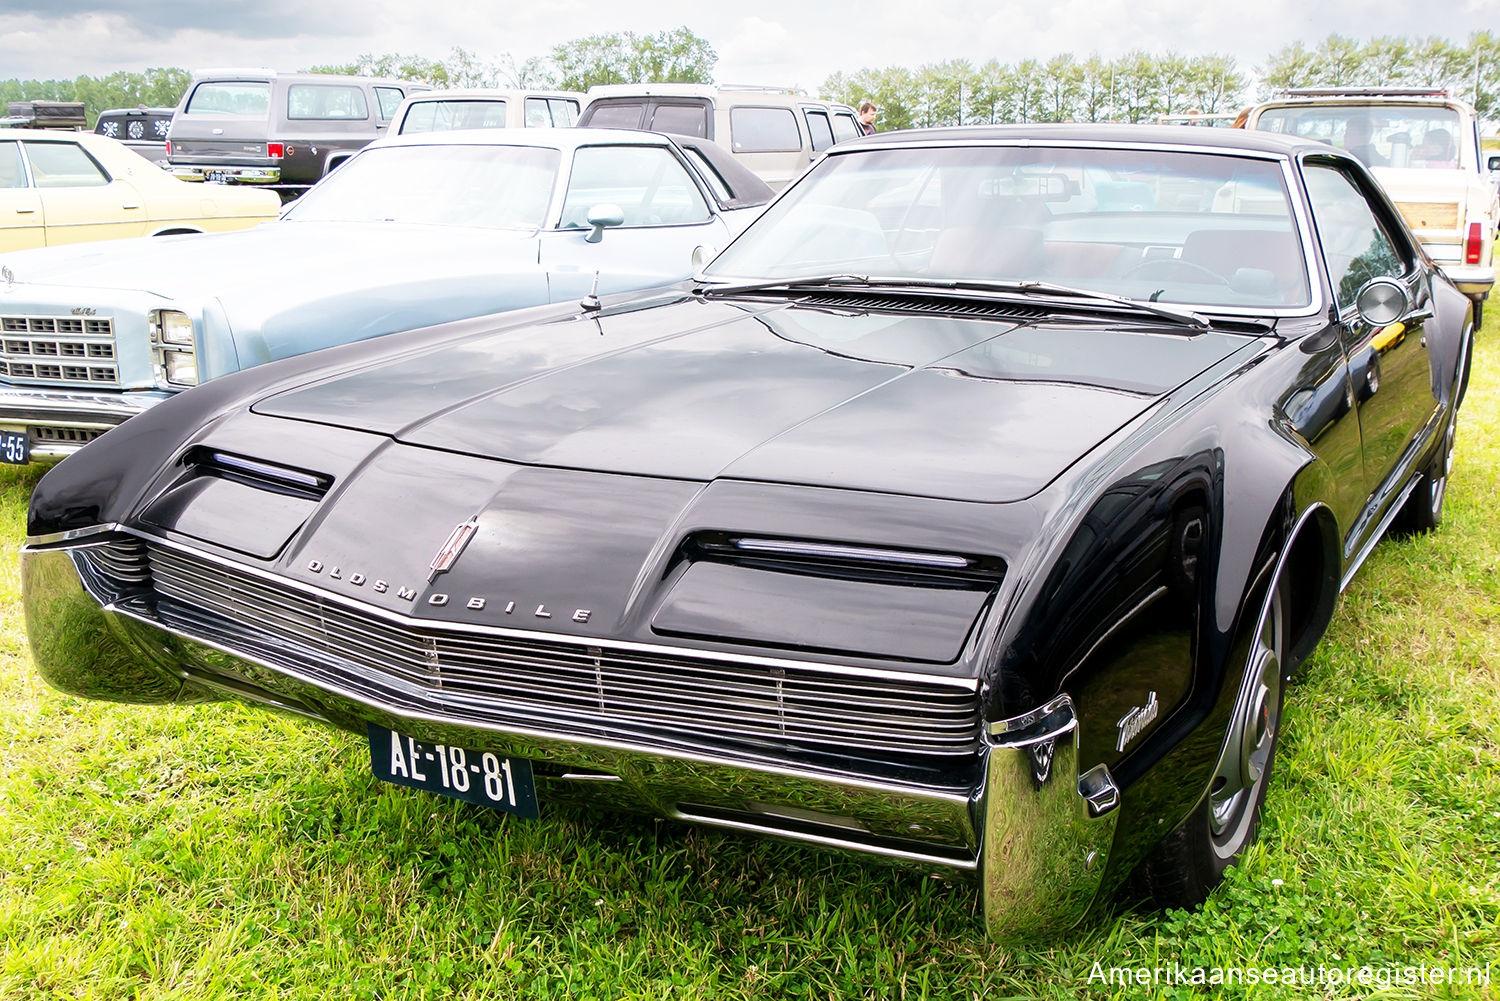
[
  {"left": 0, "top": 140, "right": 45, "bottom": 250},
  {"left": 538, "top": 143, "right": 730, "bottom": 301},
  {"left": 1302, "top": 158, "right": 1441, "bottom": 533},
  {"left": 22, "top": 138, "right": 146, "bottom": 245}
]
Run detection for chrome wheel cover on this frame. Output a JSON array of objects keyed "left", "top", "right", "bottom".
[{"left": 1208, "top": 576, "right": 1285, "bottom": 856}]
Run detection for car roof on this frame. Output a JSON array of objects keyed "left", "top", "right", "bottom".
[
  {"left": 368, "top": 126, "right": 685, "bottom": 153},
  {"left": 849, "top": 123, "right": 1321, "bottom": 157},
  {"left": 399, "top": 88, "right": 585, "bottom": 102}
]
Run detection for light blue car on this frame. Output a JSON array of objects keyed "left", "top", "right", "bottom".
[{"left": 0, "top": 128, "right": 772, "bottom": 465}]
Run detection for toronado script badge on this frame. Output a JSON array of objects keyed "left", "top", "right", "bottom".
[
  {"left": 428, "top": 516, "right": 479, "bottom": 582},
  {"left": 1116, "top": 691, "right": 1160, "bottom": 752}
]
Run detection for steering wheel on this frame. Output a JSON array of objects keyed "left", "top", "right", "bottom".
[{"left": 1120, "top": 258, "right": 1230, "bottom": 285}]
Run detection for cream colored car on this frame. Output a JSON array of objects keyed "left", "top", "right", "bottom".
[
  {"left": 0, "top": 128, "right": 280, "bottom": 251},
  {"left": 1247, "top": 88, "right": 1498, "bottom": 325}
]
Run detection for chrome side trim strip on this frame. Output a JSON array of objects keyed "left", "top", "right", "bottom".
[{"left": 1341, "top": 475, "right": 1421, "bottom": 592}]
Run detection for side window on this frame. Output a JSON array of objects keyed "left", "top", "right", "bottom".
[
  {"left": 1303, "top": 163, "right": 1410, "bottom": 308},
  {"left": 559, "top": 146, "right": 712, "bottom": 229},
  {"left": 682, "top": 147, "right": 731, "bottom": 202},
  {"left": 581, "top": 101, "right": 646, "bottom": 129},
  {"left": 22, "top": 142, "right": 110, "bottom": 188},
  {"left": 803, "top": 110, "right": 834, "bottom": 152},
  {"left": 550, "top": 99, "right": 579, "bottom": 127},
  {"left": 0, "top": 142, "right": 26, "bottom": 188},
  {"left": 831, "top": 112, "right": 860, "bottom": 142},
  {"left": 287, "top": 85, "right": 370, "bottom": 121},
  {"left": 374, "top": 88, "right": 404, "bottom": 120},
  {"left": 525, "top": 98, "right": 551, "bottom": 127},
  {"left": 729, "top": 107, "right": 800, "bottom": 153},
  {"left": 648, "top": 103, "right": 709, "bottom": 137}
]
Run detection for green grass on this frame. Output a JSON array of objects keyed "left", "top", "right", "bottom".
[{"left": 2, "top": 321, "right": 1499, "bottom": 1000}]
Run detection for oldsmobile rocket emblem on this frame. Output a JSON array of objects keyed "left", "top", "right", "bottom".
[{"left": 428, "top": 515, "right": 480, "bottom": 582}]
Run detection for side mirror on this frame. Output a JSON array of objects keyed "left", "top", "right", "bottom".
[
  {"left": 1355, "top": 277, "right": 1409, "bottom": 327},
  {"left": 585, "top": 203, "right": 624, "bottom": 244},
  {"left": 1488, "top": 154, "right": 1500, "bottom": 173},
  {"left": 690, "top": 244, "right": 717, "bottom": 271}
]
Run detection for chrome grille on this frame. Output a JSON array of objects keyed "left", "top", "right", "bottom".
[
  {"left": 0, "top": 315, "right": 118, "bottom": 387},
  {"left": 30, "top": 425, "right": 107, "bottom": 444},
  {"left": 82, "top": 540, "right": 982, "bottom": 757}
]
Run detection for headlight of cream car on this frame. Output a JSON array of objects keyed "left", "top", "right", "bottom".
[{"left": 149, "top": 309, "right": 198, "bottom": 387}]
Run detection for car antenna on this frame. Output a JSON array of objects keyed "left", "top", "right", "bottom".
[{"left": 580, "top": 271, "right": 602, "bottom": 312}]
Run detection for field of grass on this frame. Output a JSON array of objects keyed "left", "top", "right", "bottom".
[{"left": 2, "top": 320, "right": 1498, "bottom": 1000}]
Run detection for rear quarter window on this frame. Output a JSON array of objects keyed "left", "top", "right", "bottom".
[
  {"left": 730, "top": 106, "right": 801, "bottom": 153},
  {"left": 287, "top": 85, "right": 370, "bottom": 121}
]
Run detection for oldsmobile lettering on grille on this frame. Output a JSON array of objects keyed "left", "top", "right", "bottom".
[{"left": 303, "top": 559, "right": 593, "bottom": 624}]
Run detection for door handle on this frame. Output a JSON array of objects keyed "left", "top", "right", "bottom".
[
  {"left": 121, "top": 202, "right": 141, "bottom": 210},
  {"left": 15, "top": 207, "right": 35, "bottom": 214}
]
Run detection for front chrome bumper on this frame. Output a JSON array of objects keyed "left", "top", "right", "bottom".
[
  {"left": 21, "top": 536, "right": 1121, "bottom": 940},
  {"left": 0, "top": 386, "right": 170, "bottom": 462}
]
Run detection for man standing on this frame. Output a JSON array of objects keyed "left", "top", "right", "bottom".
[{"left": 858, "top": 101, "right": 878, "bottom": 135}]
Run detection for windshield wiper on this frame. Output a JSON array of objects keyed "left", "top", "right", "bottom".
[
  {"left": 693, "top": 273, "right": 876, "bottom": 295},
  {"left": 993, "top": 279, "right": 1212, "bottom": 331},
  {"left": 696, "top": 273, "right": 1219, "bottom": 331}
]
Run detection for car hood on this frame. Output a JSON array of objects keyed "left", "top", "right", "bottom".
[
  {"left": 254, "top": 295, "right": 1257, "bottom": 503},
  {"left": 0, "top": 221, "right": 546, "bottom": 300}
]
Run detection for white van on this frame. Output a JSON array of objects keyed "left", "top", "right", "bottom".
[
  {"left": 390, "top": 88, "right": 586, "bottom": 134},
  {"left": 578, "top": 84, "right": 863, "bottom": 189}
]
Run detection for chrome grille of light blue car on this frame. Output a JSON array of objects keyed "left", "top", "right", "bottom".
[
  {"left": 76, "top": 539, "right": 984, "bottom": 758},
  {"left": 0, "top": 315, "right": 118, "bottom": 386}
]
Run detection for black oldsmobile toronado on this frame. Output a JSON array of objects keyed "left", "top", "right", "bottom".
[{"left": 21, "top": 125, "right": 1473, "bottom": 940}]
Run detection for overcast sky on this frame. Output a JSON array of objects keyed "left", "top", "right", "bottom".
[{"left": 3, "top": 0, "right": 1499, "bottom": 93}]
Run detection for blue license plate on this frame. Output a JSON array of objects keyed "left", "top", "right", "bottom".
[
  {"left": 1, "top": 429, "right": 29, "bottom": 465},
  {"left": 367, "top": 724, "right": 539, "bottom": 818}
]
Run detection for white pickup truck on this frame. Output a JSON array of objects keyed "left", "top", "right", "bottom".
[{"left": 1247, "top": 87, "right": 1498, "bottom": 326}]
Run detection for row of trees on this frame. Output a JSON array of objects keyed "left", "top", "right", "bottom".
[
  {"left": 822, "top": 33, "right": 1500, "bottom": 129},
  {"left": 5, "top": 31, "right": 1499, "bottom": 130}
]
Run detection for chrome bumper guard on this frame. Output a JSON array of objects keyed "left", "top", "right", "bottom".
[
  {"left": 982, "top": 695, "right": 1120, "bottom": 940},
  {"left": 22, "top": 538, "right": 1121, "bottom": 940},
  {"left": 0, "top": 386, "right": 168, "bottom": 461}
]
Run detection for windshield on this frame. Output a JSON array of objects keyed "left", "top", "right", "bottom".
[
  {"left": 705, "top": 145, "right": 1311, "bottom": 310},
  {"left": 1255, "top": 103, "right": 1465, "bottom": 170},
  {"left": 283, "top": 144, "right": 560, "bottom": 229}
]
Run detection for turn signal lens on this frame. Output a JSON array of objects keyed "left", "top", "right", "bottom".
[{"left": 1465, "top": 222, "right": 1483, "bottom": 265}]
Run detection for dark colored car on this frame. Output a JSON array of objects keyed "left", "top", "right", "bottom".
[
  {"left": 21, "top": 125, "right": 1473, "bottom": 941},
  {"left": 166, "top": 70, "right": 430, "bottom": 200},
  {"left": 94, "top": 106, "right": 175, "bottom": 165}
]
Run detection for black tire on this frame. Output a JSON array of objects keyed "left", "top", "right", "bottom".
[
  {"left": 1393, "top": 416, "right": 1455, "bottom": 536},
  {"left": 1134, "top": 567, "right": 1288, "bottom": 907},
  {"left": 1472, "top": 298, "right": 1484, "bottom": 331}
]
